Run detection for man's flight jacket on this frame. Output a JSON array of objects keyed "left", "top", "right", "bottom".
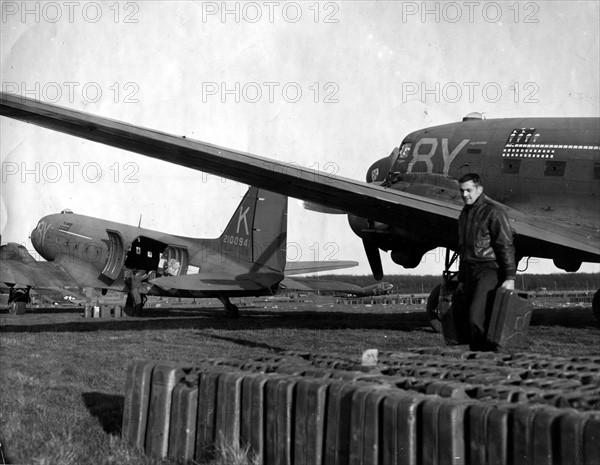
[{"left": 458, "top": 194, "right": 517, "bottom": 282}]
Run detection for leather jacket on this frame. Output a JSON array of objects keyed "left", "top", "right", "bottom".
[{"left": 458, "top": 194, "right": 516, "bottom": 281}]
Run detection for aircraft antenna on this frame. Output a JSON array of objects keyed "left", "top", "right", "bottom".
[{"left": 138, "top": 214, "right": 142, "bottom": 228}]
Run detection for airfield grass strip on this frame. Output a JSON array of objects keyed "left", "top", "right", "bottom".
[{"left": 1, "top": 302, "right": 598, "bottom": 464}]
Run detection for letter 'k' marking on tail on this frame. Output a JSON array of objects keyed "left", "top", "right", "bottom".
[{"left": 237, "top": 206, "right": 250, "bottom": 235}]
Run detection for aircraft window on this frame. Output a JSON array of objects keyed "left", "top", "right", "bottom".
[
  {"left": 136, "top": 247, "right": 141, "bottom": 255},
  {"left": 398, "top": 143, "right": 411, "bottom": 159},
  {"left": 147, "top": 251, "right": 153, "bottom": 258},
  {"left": 544, "top": 161, "right": 566, "bottom": 177},
  {"left": 502, "top": 159, "right": 521, "bottom": 174},
  {"left": 594, "top": 163, "right": 600, "bottom": 180}
]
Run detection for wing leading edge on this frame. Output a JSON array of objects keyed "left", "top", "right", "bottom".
[
  {"left": 1, "top": 93, "right": 598, "bottom": 262},
  {"left": 0, "top": 243, "right": 80, "bottom": 289}
]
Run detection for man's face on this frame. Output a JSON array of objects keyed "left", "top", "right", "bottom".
[{"left": 459, "top": 180, "right": 483, "bottom": 206}]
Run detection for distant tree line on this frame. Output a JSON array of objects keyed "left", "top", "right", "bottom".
[{"left": 313, "top": 273, "right": 600, "bottom": 294}]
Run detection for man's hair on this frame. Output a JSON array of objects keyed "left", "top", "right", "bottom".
[{"left": 458, "top": 172, "right": 482, "bottom": 186}]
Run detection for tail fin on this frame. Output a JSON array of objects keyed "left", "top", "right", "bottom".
[{"left": 219, "top": 187, "right": 287, "bottom": 273}]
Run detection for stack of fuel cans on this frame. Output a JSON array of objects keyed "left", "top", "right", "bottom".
[{"left": 122, "top": 348, "right": 600, "bottom": 464}]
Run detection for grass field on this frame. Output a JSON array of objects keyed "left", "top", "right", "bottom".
[{"left": 1, "top": 298, "right": 598, "bottom": 464}]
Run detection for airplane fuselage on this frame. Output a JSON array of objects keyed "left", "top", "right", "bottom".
[
  {"left": 363, "top": 116, "right": 600, "bottom": 271},
  {"left": 29, "top": 211, "right": 281, "bottom": 298}
]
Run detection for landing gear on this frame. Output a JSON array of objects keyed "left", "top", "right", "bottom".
[
  {"left": 218, "top": 296, "right": 239, "bottom": 318},
  {"left": 8, "top": 287, "right": 30, "bottom": 315},
  {"left": 425, "top": 249, "right": 459, "bottom": 332},
  {"left": 593, "top": 289, "right": 600, "bottom": 323},
  {"left": 426, "top": 285, "right": 443, "bottom": 333},
  {"left": 9, "top": 301, "right": 27, "bottom": 315}
]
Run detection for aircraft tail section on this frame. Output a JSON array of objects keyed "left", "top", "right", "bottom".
[{"left": 219, "top": 187, "right": 287, "bottom": 273}]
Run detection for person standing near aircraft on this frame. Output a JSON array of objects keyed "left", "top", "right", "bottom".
[
  {"left": 130, "top": 269, "right": 149, "bottom": 316},
  {"left": 456, "top": 173, "right": 516, "bottom": 351}
]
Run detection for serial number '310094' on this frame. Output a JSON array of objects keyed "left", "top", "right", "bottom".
[{"left": 223, "top": 235, "right": 249, "bottom": 247}]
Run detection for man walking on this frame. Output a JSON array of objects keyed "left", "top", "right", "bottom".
[{"left": 457, "top": 173, "right": 516, "bottom": 351}]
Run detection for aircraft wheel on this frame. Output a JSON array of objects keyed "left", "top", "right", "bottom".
[
  {"left": 426, "top": 285, "right": 443, "bottom": 333},
  {"left": 593, "top": 289, "right": 600, "bottom": 323},
  {"left": 9, "top": 301, "right": 27, "bottom": 315}
]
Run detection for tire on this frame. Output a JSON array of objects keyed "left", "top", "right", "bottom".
[{"left": 9, "top": 301, "right": 27, "bottom": 315}]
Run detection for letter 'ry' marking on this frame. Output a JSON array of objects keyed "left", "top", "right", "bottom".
[{"left": 407, "top": 138, "right": 469, "bottom": 176}]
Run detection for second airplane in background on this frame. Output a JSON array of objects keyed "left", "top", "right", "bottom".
[{"left": 1, "top": 187, "right": 357, "bottom": 317}]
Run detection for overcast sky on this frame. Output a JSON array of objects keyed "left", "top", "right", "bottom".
[{"left": 1, "top": 1, "right": 599, "bottom": 276}]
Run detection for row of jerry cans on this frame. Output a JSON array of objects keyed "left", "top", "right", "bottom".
[
  {"left": 407, "top": 347, "right": 600, "bottom": 367},
  {"left": 226, "top": 355, "right": 599, "bottom": 412},
  {"left": 380, "top": 356, "right": 599, "bottom": 384},
  {"left": 287, "top": 348, "right": 600, "bottom": 380},
  {"left": 122, "top": 360, "right": 600, "bottom": 465},
  {"left": 83, "top": 304, "right": 122, "bottom": 318},
  {"left": 376, "top": 360, "right": 598, "bottom": 389},
  {"left": 232, "top": 352, "right": 599, "bottom": 412},
  {"left": 294, "top": 367, "right": 600, "bottom": 411}
]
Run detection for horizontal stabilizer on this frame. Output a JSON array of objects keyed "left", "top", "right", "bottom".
[
  {"left": 284, "top": 260, "right": 358, "bottom": 276},
  {"left": 281, "top": 277, "right": 363, "bottom": 293},
  {"left": 150, "top": 271, "right": 282, "bottom": 292}
]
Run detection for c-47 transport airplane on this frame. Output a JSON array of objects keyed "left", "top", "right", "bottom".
[
  {"left": 1, "top": 93, "right": 598, "bottom": 322},
  {"left": 1, "top": 186, "right": 357, "bottom": 317}
]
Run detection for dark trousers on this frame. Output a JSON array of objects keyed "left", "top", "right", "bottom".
[{"left": 463, "top": 262, "right": 501, "bottom": 350}]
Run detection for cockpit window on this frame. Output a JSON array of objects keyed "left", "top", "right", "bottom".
[
  {"left": 399, "top": 143, "right": 412, "bottom": 159},
  {"left": 60, "top": 209, "right": 73, "bottom": 214},
  {"left": 388, "top": 143, "right": 412, "bottom": 172}
]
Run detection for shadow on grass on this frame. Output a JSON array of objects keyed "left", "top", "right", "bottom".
[
  {"left": 0, "top": 307, "right": 434, "bottom": 334},
  {"left": 0, "top": 306, "right": 85, "bottom": 315},
  {"left": 81, "top": 392, "right": 124, "bottom": 436},
  {"left": 207, "top": 334, "right": 289, "bottom": 352},
  {"left": 2, "top": 304, "right": 596, "bottom": 335},
  {"left": 530, "top": 307, "right": 599, "bottom": 328}
]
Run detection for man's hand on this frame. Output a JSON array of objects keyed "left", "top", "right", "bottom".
[{"left": 500, "top": 279, "right": 515, "bottom": 290}]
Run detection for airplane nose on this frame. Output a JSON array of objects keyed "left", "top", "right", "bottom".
[{"left": 30, "top": 224, "right": 41, "bottom": 251}]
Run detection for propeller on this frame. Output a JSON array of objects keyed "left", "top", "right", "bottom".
[{"left": 362, "top": 239, "right": 383, "bottom": 280}]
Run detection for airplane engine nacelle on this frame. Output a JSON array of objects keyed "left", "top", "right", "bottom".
[
  {"left": 348, "top": 214, "right": 435, "bottom": 269},
  {"left": 347, "top": 214, "right": 395, "bottom": 250},
  {"left": 553, "top": 258, "right": 582, "bottom": 272},
  {"left": 391, "top": 249, "right": 426, "bottom": 269}
]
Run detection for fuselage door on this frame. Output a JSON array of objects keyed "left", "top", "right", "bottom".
[
  {"left": 101, "top": 230, "right": 125, "bottom": 281},
  {"left": 160, "top": 245, "right": 189, "bottom": 276}
]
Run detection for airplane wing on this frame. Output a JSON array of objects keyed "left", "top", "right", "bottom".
[
  {"left": 284, "top": 260, "right": 358, "bottom": 276},
  {"left": 2, "top": 93, "right": 598, "bottom": 262},
  {"left": 0, "top": 243, "right": 81, "bottom": 289}
]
